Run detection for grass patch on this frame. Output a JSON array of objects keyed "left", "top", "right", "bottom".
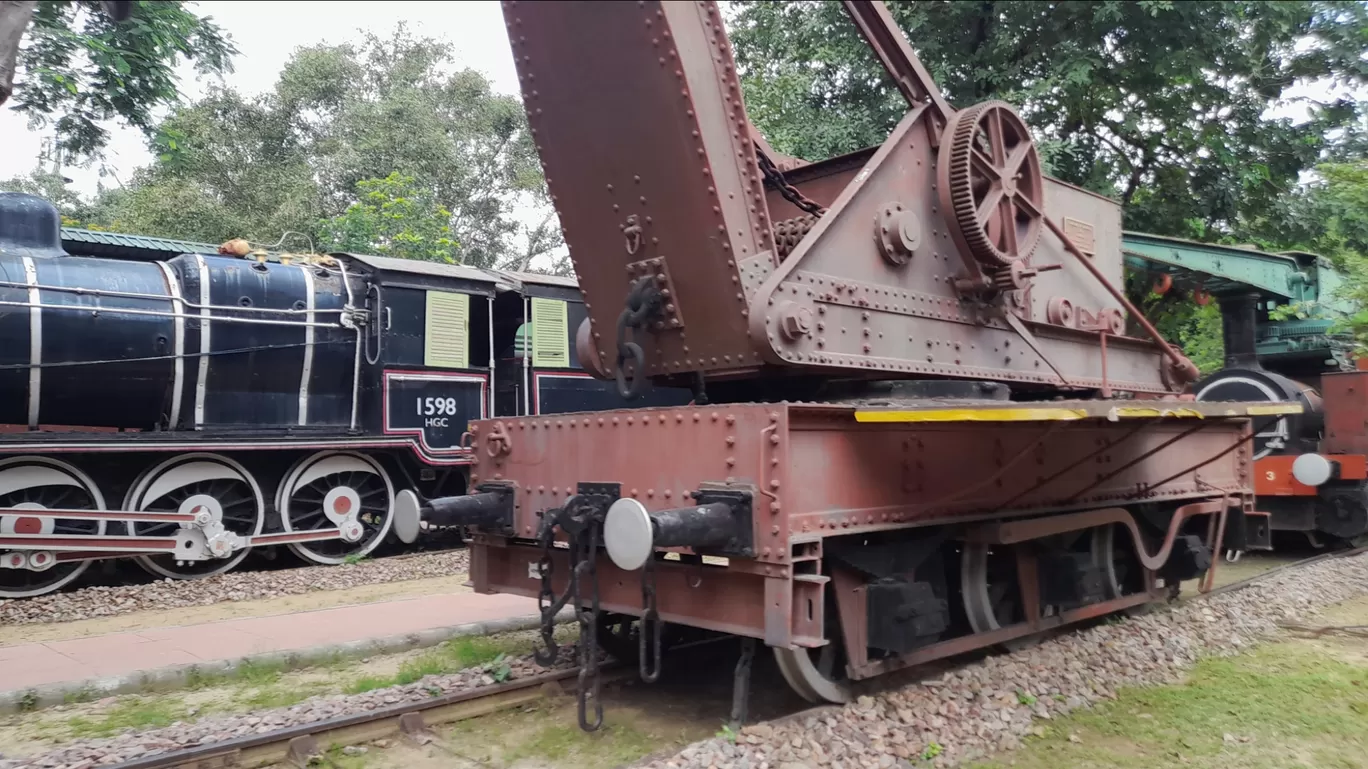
[
  {"left": 968, "top": 641, "right": 1368, "bottom": 769},
  {"left": 182, "top": 657, "right": 292, "bottom": 691},
  {"left": 442, "top": 703, "right": 667, "bottom": 769},
  {"left": 238, "top": 681, "right": 330, "bottom": 711},
  {"left": 318, "top": 744, "right": 370, "bottom": 769},
  {"left": 63, "top": 697, "right": 183, "bottom": 738},
  {"left": 343, "top": 631, "right": 566, "bottom": 695},
  {"left": 5, "top": 626, "right": 578, "bottom": 760},
  {"left": 504, "top": 720, "right": 658, "bottom": 766}
]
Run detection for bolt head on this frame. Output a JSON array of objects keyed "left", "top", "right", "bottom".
[{"left": 776, "top": 302, "right": 812, "bottom": 341}]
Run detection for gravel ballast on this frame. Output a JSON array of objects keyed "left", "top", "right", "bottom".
[
  {"left": 0, "top": 550, "right": 470, "bottom": 627},
  {"left": 648, "top": 551, "right": 1368, "bottom": 769},
  {"left": 1, "top": 551, "right": 1364, "bottom": 769}
]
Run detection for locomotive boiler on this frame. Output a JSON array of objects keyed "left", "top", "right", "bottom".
[
  {"left": 419, "top": 0, "right": 1299, "bottom": 731},
  {"left": 0, "top": 190, "right": 690, "bottom": 598}
]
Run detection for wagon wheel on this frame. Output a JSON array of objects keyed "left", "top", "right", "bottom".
[
  {"left": 1091, "top": 524, "right": 1146, "bottom": 600},
  {"left": 773, "top": 638, "right": 850, "bottom": 704},
  {"left": 773, "top": 585, "right": 851, "bottom": 704},
  {"left": 938, "top": 100, "right": 1045, "bottom": 267},
  {"left": 960, "top": 541, "right": 1041, "bottom": 652}
]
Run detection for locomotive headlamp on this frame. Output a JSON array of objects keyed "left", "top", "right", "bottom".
[
  {"left": 1292, "top": 453, "right": 1336, "bottom": 487},
  {"left": 603, "top": 492, "right": 753, "bottom": 571}
]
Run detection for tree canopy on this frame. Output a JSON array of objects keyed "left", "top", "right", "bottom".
[
  {"left": 728, "top": 0, "right": 1368, "bottom": 238},
  {"left": 319, "top": 173, "right": 461, "bottom": 263},
  {"left": 4, "top": 0, "right": 235, "bottom": 160},
  {"left": 33, "top": 24, "right": 565, "bottom": 271},
  {"left": 728, "top": 0, "right": 1368, "bottom": 366}
]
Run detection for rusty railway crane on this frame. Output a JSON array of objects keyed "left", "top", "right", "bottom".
[{"left": 407, "top": 0, "right": 1299, "bottom": 729}]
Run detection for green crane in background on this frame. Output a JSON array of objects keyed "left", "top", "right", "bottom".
[{"left": 1121, "top": 232, "right": 1355, "bottom": 380}]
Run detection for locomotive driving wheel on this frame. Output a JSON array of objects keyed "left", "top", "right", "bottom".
[
  {"left": 126, "top": 454, "right": 266, "bottom": 579},
  {"left": 277, "top": 451, "right": 395, "bottom": 565},
  {"left": 937, "top": 100, "right": 1045, "bottom": 267},
  {"left": 0, "top": 457, "right": 107, "bottom": 598}
]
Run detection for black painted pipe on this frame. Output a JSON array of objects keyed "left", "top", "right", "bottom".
[
  {"left": 650, "top": 502, "right": 737, "bottom": 550},
  {"left": 423, "top": 491, "right": 512, "bottom": 528},
  {"left": 604, "top": 498, "right": 740, "bottom": 571}
]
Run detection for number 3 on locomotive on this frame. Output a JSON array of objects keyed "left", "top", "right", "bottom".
[{"left": 417, "top": 397, "right": 459, "bottom": 416}]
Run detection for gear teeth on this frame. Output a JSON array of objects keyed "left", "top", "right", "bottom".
[{"left": 943, "top": 101, "right": 1043, "bottom": 267}]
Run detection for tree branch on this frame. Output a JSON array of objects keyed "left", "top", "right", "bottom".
[{"left": 0, "top": 0, "right": 37, "bottom": 107}]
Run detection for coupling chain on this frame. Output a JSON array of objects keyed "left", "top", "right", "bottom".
[
  {"left": 530, "top": 495, "right": 607, "bottom": 732},
  {"left": 754, "top": 141, "right": 826, "bottom": 217},
  {"left": 614, "top": 275, "right": 666, "bottom": 400},
  {"left": 639, "top": 555, "right": 663, "bottom": 683}
]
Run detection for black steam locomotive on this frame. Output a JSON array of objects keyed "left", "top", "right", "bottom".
[{"left": 0, "top": 192, "right": 689, "bottom": 598}]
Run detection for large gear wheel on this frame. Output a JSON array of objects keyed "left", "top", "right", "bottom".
[{"left": 938, "top": 100, "right": 1045, "bottom": 267}]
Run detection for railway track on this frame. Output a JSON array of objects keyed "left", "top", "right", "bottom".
[
  {"left": 85, "top": 546, "right": 1366, "bottom": 769},
  {"left": 102, "top": 669, "right": 592, "bottom": 769}
]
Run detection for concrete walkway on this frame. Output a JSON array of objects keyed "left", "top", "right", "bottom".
[{"left": 0, "top": 591, "right": 537, "bottom": 694}]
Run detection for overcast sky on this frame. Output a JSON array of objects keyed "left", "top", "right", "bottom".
[{"left": 0, "top": 1, "right": 522, "bottom": 196}]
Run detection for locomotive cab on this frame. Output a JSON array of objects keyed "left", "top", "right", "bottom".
[
  {"left": 338, "top": 253, "right": 499, "bottom": 460},
  {"left": 490, "top": 272, "right": 691, "bottom": 417}
]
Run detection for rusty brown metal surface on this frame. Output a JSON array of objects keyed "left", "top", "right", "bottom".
[
  {"left": 488, "top": 0, "right": 1270, "bottom": 706},
  {"left": 468, "top": 404, "right": 1252, "bottom": 555},
  {"left": 502, "top": 0, "right": 1193, "bottom": 393},
  {"left": 747, "top": 105, "right": 1173, "bottom": 392},
  {"left": 841, "top": 0, "right": 953, "bottom": 124},
  {"left": 1320, "top": 370, "right": 1368, "bottom": 455},
  {"left": 473, "top": 538, "right": 776, "bottom": 641},
  {"left": 467, "top": 402, "right": 1252, "bottom": 648},
  {"left": 503, "top": 0, "right": 772, "bottom": 379}
]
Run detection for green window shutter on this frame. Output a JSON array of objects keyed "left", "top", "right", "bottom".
[
  {"left": 530, "top": 297, "right": 569, "bottom": 368},
  {"left": 424, "top": 291, "right": 469, "bottom": 369},
  {"left": 513, "top": 324, "right": 530, "bottom": 358}
]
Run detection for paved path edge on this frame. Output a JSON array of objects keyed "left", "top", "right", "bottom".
[{"left": 0, "top": 607, "right": 573, "bottom": 714}]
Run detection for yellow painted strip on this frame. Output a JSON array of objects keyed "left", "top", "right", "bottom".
[
  {"left": 1109, "top": 407, "right": 1204, "bottom": 419},
  {"left": 855, "top": 402, "right": 1304, "bottom": 424},
  {"left": 1246, "top": 404, "right": 1304, "bottom": 415},
  {"left": 855, "top": 408, "right": 1091, "bottom": 423}
]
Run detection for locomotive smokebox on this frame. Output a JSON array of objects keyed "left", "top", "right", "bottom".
[
  {"left": 603, "top": 491, "right": 752, "bottom": 571},
  {"left": 394, "top": 487, "right": 514, "bottom": 543}
]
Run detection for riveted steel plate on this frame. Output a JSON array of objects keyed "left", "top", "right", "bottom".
[{"left": 503, "top": 1, "right": 773, "bottom": 378}]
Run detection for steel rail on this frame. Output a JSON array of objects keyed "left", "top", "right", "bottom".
[{"left": 103, "top": 667, "right": 586, "bottom": 769}]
